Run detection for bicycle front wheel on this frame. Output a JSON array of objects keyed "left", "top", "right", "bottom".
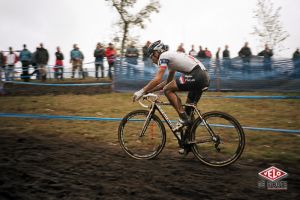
[
  {"left": 190, "top": 111, "right": 245, "bottom": 167},
  {"left": 118, "top": 110, "right": 166, "bottom": 160}
]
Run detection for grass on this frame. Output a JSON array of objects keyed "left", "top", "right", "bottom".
[{"left": 0, "top": 91, "right": 300, "bottom": 165}]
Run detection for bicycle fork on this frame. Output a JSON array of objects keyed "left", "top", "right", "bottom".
[{"left": 193, "top": 109, "right": 221, "bottom": 151}]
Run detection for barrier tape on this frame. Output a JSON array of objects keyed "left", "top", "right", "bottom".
[
  {"left": 0, "top": 112, "right": 299, "bottom": 134},
  {"left": 3, "top": 81, "right": 111, "bottom": 86},
  {"left": 205, "top": 96, "right": 300, "bottom": 99}
]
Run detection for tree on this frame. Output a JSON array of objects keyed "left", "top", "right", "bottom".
[
  {"left": 105, "top": 0, "right": 160, "bottom": 56},
  {"left": 252, "top": 0, "right": 289, "bottom": 53}
]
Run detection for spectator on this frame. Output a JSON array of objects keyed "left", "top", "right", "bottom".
[
  {"left": 204, "top": 47, "right": 212, "bottom": 59},
  {"left": 292, "top": 48, "right": 300, "bottom": 68},
  {"left": 94, "top": 43, "right": 105, "bottom": 79},
  {"left": 222, "top": 45, "right": 230, "bottom": 58},
  {"left": 238, "top": 42, "right": 252, "bottom": 58},
  {"left": 54, "top": 46, "right": 64, "bottom": 80},
  {"left": 222, "top": 45, "right": 231, "bottom": 68},
  {"left": 292, "top": 48, "right": 300, "bottom": 60},
  {"left": 197, "top": 46, "right": 206, "bottom": 59},
  {"left": 5, "top": 47, "right": 18, "bottom": 81},
  {"left": 176, "top": 43, "right": 185, "bottom": 53},
  {"left": 0, "top": 50, "right": 5, "bottom": 93},
  {"left": 125, "top": 43, "right": 139, "bottom": 65},
  {"left": 19, "top": 44, "right": 32, "bottom": 82},
  {"left": 30, "top": 47, "right": 39, "bottom": 79},
  {"left": 215, "top": 47, "right": 221, "bottom": 59},
  {"left": 258, "top": 44, "right": 273, "bottom": 72},
  {"left": 258, "top": 44, "right": 273, "bottom": 59},
  {"left": 189, "top": 45, "right": 197, "bottom": 57},
  {"left": 239, "top": 42, "right": 252, "bottom": 75},
  {"left": 142, "top": 41, "right": 152, "bottom": 67},
  {"left": 36, "top": 43, "right": 49, "bottom": 81},
  {"left": 105, "top": 43, "right": 117, "bottom": 80},
  {"left": 70, "top": 44, "right": 84, "bottom": 79}
]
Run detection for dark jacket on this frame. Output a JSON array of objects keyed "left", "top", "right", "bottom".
[
  {"left": 55, "top": 52, "right": 64, "bottom": 61},
  {"left": 36, "top": 47, "right": 49, "bottom": 64},
  {"left": 197, "top": 50, "right": 206, "bottom": 58},
  {"left": 239, "top": 47, "right": 252, "bottom": 58},
  {"left": 94, "top": 48, "right": 105, "bottom": 62},
  {"left": 0, "top": 51, "right": 5, "bottom": 66},
  {"left": 293, "top": 50, "right": 300, "bottom": 60},
  {"left": 258, "top": 49, "right": 273, "bottom": 59},
  {"left": 223, "top": 49, "right": 230, "bottom": 58},
  {"left": 142, "top": 45, "right": 149, "bottom": 61}
]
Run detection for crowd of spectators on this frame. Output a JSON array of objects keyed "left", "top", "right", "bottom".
[{"left": 0, "top": 41, "right": 299, "bottom": 83}]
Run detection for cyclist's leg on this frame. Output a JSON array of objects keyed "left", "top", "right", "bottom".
[
  {"left": 163, "top": 80, "right": 184, "bottom": 114},
  {"left": 163, "top": 80, "right": 191, "bottom": 125},
  {"left": 185, "top": 91, "right": 202, "bottom": 116}
]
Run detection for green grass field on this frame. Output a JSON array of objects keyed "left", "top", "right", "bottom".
[{"left": 0, "top": 92, "right": 299, "bottom": 165}]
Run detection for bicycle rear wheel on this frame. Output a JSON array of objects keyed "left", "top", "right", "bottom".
[
  {"left": 190, "top": 111, "right": 245, "bottom": 167},
  {"left": 118, "top": 110, "right": 166, "bottom": 159}
]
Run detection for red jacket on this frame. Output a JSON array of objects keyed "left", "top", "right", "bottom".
[{"left": 105, "top": 48, "right": 116, "bottom": 64}]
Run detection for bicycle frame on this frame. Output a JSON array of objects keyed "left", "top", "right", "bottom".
[{"left": 139, "top": 95, "right": 219, "bottom": 144}]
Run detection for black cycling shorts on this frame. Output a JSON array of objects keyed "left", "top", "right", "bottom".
[{"left": 175, "top": 65, "right": 210, "bottom": 92}]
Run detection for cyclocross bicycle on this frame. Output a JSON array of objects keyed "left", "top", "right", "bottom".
[{"left": 118, "top": 93, "right": 245, "bottom": 167}]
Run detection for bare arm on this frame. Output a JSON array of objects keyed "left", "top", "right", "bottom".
[
  {"left": 142, "top": 67, "right": 166, "bottom": 93},
  {"left": 148, "top": 70, "right": 176, "bottom": 93}
]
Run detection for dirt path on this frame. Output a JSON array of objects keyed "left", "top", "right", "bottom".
[{"left": 0, "top": 130, "right": 299, "bottom": 200}]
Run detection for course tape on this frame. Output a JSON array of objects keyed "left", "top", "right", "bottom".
[
  {"left": 207, "top": 96, "right": 300, "bottom": 99},
  {"left": 4, "top": 81, "right": 111, "bottom": 86},
  {"left": 0, "top": 112, "right": 299, "bottom": 134}
]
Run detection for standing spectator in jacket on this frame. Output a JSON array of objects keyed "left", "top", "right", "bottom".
[
  {"left": 30, "top": 47, "right": 39, "bottom": 79},
  {"left": 239, "top": 42, "right": 252, "bottom": 75},
  {"left": 105, "top": 43, "right": 117, "bottom": 80},
  {"left": 189, "top": 45, "right": 197, "bottom": 57},
  {"left": 142, "top": 41, "right": 152, "bottom": 67},
  {"left": 258, "top": 44, "right": 273, "bottom": 72},
  {"left": 197, "top": 46, "right": 206, "bottom": 59},
  {"left": 125, "top": 43, "right": 139, "bottom": 65},
  {"left": 176, "top": 43, "right": 185, "bottom": 53},
  {"left": 5, "top": 47, "right": 18, "bottom": 81},
  {"left": 215, "top": 47, "right": 221, "bottom": 60},
  {"left": 204, "top": 47, "right": 212, "bottom": 59},
  {"left": 36, "top": 43, "right": 49, "bottom": 81},
  {"left": 70, "top": 44, "right": 84, "bottom": 79},
  {"left": 222, "top": 45, "right": 230, "bottom": 58},
  {"left": 222, "top": 45, "right": 231, "bottom": 68},
  {"left": 239, "top": 42, "right": 252, "bottom": 58},
  {"left": 292, "top": 48, "right": 300, "bottom": 69},
  {"left": 0, "top": 50, "right": 5, "bottom": 94},
  {"left": 54, "top": 47, "right": 64, "bottom": 80},
  {"left": 19, "top": 44, "right": 32, "bottom": 82},
  {"left": 94, "top": 43, "right": 105, "bottom": 79}
]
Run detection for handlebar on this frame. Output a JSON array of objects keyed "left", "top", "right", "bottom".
[{"left": 138, "top": 93, "right": 159, "bottom": 108}]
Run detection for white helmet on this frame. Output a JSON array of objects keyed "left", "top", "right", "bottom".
[{"left": 147, "top": 40, "right": 167, "bottom": 57}]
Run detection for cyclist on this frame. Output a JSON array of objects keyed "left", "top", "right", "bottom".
[{"left": 133, "top": 40, "right": 210, "bottom": 125}]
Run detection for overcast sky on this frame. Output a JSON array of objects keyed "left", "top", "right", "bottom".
[{"left": 0, "top": 0, "right": 299, "bottom": 65}]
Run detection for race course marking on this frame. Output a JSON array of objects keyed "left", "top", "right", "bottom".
[{"left": 0, "top": 113, "right": 299, "bottom": 134}]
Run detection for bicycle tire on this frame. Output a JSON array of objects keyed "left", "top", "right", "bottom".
[
  {"left": 189, "top": 111, "right": 245, "bottom": 167},
  {"left": 118, "top": 110, "right": 166, "bottom": 160}
]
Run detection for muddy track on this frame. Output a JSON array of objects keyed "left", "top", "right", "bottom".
[{"left": 0, "top": 130, "right": 299, "bottom": 200}]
